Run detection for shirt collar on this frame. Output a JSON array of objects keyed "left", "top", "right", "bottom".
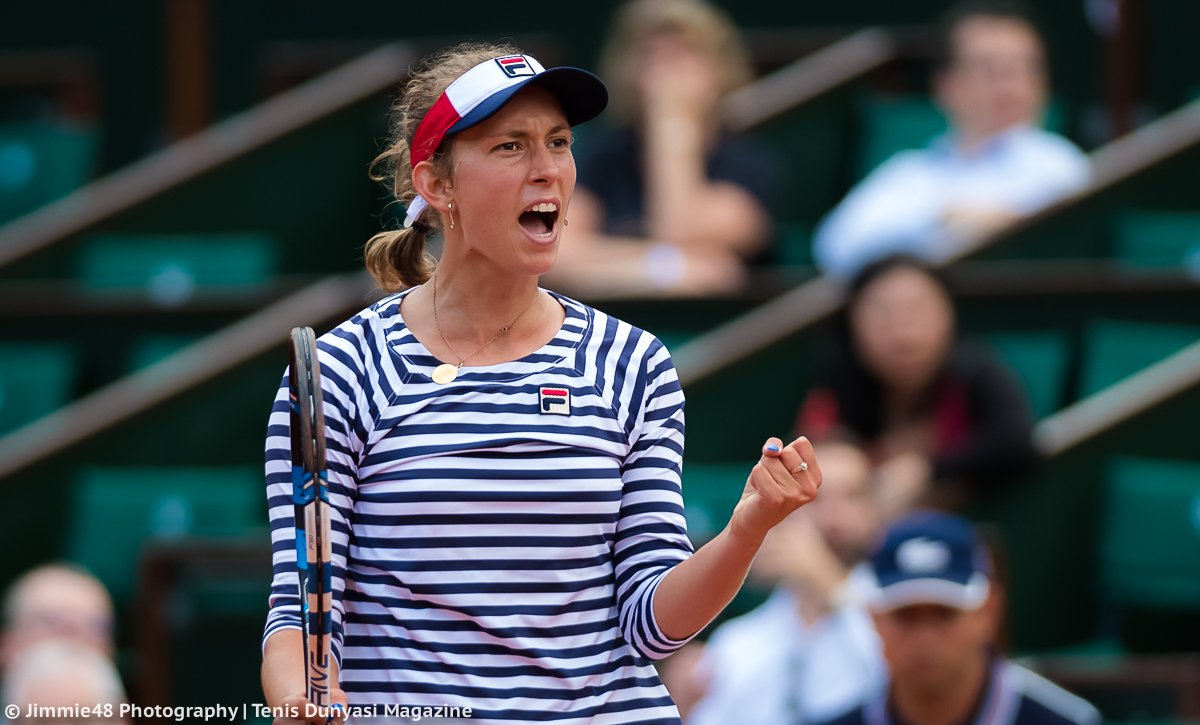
[
  {"left": 930, "top": 123, "right": 1035, "bottom": 161},
  {"left": 871, "top": 657, "right": 1005, "bottom": 725}
]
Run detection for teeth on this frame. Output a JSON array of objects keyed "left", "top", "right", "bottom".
[{"left": 528, "top": 202, "right": 558, "bottom": 213}]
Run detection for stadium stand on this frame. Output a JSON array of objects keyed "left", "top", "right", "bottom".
[
  {"left": 1, "top": 4, "right": 1198, "bottom": 719},
  {"left": 0, "top": 122, "right": 96, "bottom": 225}
]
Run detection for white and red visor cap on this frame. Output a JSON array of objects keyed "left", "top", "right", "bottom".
[{"left": 404, "top": 53, "right": 608, "bottom": 227}]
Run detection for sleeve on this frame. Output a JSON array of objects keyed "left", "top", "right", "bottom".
[
  {"left": 261, "top": 333, "right": 368, "bottom": 668},
  {"left": 612, "top": 340, "right": 695, "bottom": 661},
  {"left": 812, "top": 153, "right": 946, "bottom": 279},
  {"left": 931, "top": 352, "right": 1038, "bottom": 487},
  {"left": 1010, "top": 136, "right": 1091, "bottom": 214}
]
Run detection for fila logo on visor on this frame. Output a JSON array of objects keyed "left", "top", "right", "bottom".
[
  {"left": 539, "top": 387, "right": 570, "bottom": 415},
  {"left": 496, "top": 55, "right": 536, "bottom": 78}
]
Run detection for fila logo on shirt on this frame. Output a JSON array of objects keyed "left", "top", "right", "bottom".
[
  {"left": 539, "top": 387, "right": 570, "bottom": 415},
  {"left": 495, "top": 55, "right": 536, "bottom": 78}
]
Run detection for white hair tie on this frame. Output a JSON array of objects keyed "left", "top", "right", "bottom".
[{"left": 403, "top": 195, "right": 429, "bottom": 228}]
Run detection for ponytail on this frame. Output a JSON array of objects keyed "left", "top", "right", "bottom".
[{"left": 363, "top": 224, "right": 435, "bottom": 292}]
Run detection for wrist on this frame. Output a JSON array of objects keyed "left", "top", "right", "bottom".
[
  {"left": 724, "top": 515, "right": 767, "bottom": 553},
  {"left": 645, "top": 242, "right": 687, "bottom": 289},
  {"left": 645, "top": 107, "right": 703, "bottom": 137}
]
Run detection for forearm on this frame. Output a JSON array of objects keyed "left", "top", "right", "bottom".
[
  {"left": 643, "top": 114, "right": 710, "bottom": 247},
  {"left": 652, "top": 524, "right": 763, "bottom": 641},
  {"left": 652, "top": 435, "right": 823, "bottom": 640},
  {"left": 262, "top": 629, "right": 340, "bottom": 706},
  {"left": 643, "top": 120, "right": 769, "bottom": 255},
  {"left": 549, "top": 232, "right": 675, "bottom": 296}
]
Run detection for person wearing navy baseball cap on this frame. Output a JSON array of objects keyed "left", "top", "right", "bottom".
[
  {"left": 814, "top": 511, "right": 1100, "bottom": 725},
  {"left": 260, "top": 41, "right": 826, "bottom": 724}
]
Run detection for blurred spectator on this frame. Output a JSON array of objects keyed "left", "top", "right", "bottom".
[
  {"left": 656, "top": 642, "right": 709, "bottom": 722},
  {"left": 813, "top": 0, "right": 1090, "bottom": 279},
  {"left": 2, "top": 639, "right": 128, "bottom": 724},
  {"left": 797, "top": 256, "right": 1036, "bottom": 517},
  {"left": 815, "top": 510, "right": 1101, "bottom": 725},
  {"left": 1, "top": 563, "right": 114, "bottom": 673},
  {"left": 674, "top": 440, "right": 886, "bottom": 725},
  {"left": 549, "top": 0, "right": 781, "bottom": 297}
]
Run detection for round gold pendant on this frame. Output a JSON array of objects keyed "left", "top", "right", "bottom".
[{"left": 432, "top": 363, "right": 459, "bottom": 385}]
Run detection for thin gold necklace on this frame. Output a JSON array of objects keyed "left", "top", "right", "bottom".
[{"left": 430, "top": 273, "right": 540, "bottom": 385}]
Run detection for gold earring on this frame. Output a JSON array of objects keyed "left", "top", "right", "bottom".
[{"left": 448, "top": 201, "right": 454, "bottom": 230}]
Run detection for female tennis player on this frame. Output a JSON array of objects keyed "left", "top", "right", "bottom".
[{"left": 261, "top": 42, "right": 821, "bottom": 725}]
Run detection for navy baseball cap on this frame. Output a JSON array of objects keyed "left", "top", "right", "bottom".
[{"left": 866, "top": 510, "right": 992, "bottom": 612}]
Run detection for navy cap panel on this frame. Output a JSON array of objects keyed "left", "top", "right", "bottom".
[
  {"left": 524, "top": 67, "right": 610, "bottom": 126},
  {"left": 874, "top": 536, "right": 978, "bottom": 588},
  {"left": 870, "top": 511, "right": 990, "bottom": 592},
  {"left": 445, "top": 66, "right": 609, "bottom": 138}
]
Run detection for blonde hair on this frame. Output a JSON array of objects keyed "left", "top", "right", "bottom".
[
  {"left": 365, "top": 41, "right": 523, "bottom": 292},
  {"left": 599, "top": 0, "right": 753, "bottom": 125}
]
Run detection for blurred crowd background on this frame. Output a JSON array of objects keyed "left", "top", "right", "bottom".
[{"left": 0, "top": 0, "right": 1197, "bottom": 723}]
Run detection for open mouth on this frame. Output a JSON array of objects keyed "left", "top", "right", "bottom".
[{"left": 518, "top": 202, "right": 559, "bottom": 239}]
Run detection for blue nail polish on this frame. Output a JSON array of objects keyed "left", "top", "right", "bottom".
[{"left": 766, "top": 444, "right": 780, "bottom": 453}]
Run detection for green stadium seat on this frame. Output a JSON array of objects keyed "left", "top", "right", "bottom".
[
  {"left": 0, "top": 342, "right": 76, "bottom": 437},
  {"left": 681, "top": 462, "right": 747, "bottom": 543},
  {"left": 984, "top": 331, "right": 1070, "bottom": 419},
  {"left": 775, "top": 220, "right": 814, "bottom": 266},
  {"left": 1102, "top": 457, "right": 1200, "bottom": 610},
  {"left": 64, "top": 466, "right": 265, "bottom": 605},
  {"left": 1079, "top": 320, "right": 1200, "bottom": 397},
  {"left": 0, "top": 122, "right": 97, "bottom": 225},
  {"left": 76, "top": 233, "right": 279, "bottom": 304},
  {"left": 1114, "top": 210, "right": 1200, "bottom": 270},
  {"left": 752, "top": 94, "right": 851, "bottom": 225},
  {"left": 856, "top": 94, "right": 947, "bottom": 180}
]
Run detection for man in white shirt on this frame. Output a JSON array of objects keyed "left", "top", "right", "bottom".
[
  {"left": 682, "top": 440, "right": 887, "bottom": 725},
  {"left": 813, "top": 1, "right": 1090, "bottom": 279}
]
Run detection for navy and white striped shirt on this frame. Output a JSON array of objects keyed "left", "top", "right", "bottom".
[{"left": 264, "top": 288, "right": 695, "bottom": 723}]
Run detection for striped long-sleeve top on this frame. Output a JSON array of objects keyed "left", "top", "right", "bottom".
[{"left": 263, "top": 288, "right": 696, "bottom": 723}]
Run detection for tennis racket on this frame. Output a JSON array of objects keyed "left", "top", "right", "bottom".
[{"left": 289, "top": 326, "right": 333, "bottom": 719}]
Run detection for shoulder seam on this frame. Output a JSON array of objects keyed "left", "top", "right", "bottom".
[{"left": 1010, "top": 663, "right": 1099, "bottom": 722}]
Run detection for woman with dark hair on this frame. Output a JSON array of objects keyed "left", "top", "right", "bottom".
[{"left": 798, "top": 255, "right": 1036, "bottom": 515}]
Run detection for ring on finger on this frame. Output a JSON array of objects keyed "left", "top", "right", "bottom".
[{"left": 790, "top": 460, "right": 809, "bottom": 474}]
